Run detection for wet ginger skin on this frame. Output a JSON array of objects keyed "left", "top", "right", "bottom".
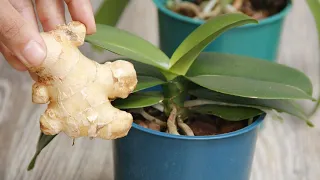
[{"left": 29, "top": 21, "right": 137, "bottom": 140}]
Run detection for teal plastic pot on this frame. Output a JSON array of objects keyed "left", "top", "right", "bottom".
[
  {"left": 113, "top": 114, "right": 265, "bottom": 180},
  {"left": 154, "top": 0, "right": 292, "bottom": 61}
]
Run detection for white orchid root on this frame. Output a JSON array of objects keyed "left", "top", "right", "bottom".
[
  {"left": 232, "top": 0, "right": 244, "bottom": 10},
  {"left": 167, "top": 107, "right": 180, "bottom": 135},
  {"left": 177, "top": 118, "right": 195, "bottom": 136},
  {"left": 197, "top": 5, "right": 222, "bottom": 20},
  {"left": 29, "top": 21, "right": 138, "bottom": 140},
  {"left": 171, "top": 1, "right": 202, "bottom": 17},
  {"left": 139, "top": 109, "right": 167, "bottom": 127}
]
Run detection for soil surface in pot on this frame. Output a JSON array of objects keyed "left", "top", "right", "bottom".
[
  {"left": 131, "top": 107, "right": 255, "bottom": 136},
  {"left": 166, "top": 0, "right": 288, "bottom": 21}
]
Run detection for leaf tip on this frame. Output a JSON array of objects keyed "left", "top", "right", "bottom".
[
  {"left": 307, "top": 120, "right": 315, "bottom": 127},
  {"left": 27, "top": 156, "right": 37, "bottom": 171},
  {"left": 311, "top": 97, "right": 318, "bottom": 102}
]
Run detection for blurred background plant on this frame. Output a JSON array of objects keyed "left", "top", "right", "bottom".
[
  {"left": 166, "top": 0, "right": 289, "bottom": 20},
  {"left": 92, "top": 0, "right": 320, "bottom": 118}
]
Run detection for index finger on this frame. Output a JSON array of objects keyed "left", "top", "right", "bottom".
[{"left": 64, "top": 0, "right": 96, "bottom": 34}]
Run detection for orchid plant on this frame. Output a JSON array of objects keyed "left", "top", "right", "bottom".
[{"left": 27, "top": 0, "right": 320, "bottom": 171}]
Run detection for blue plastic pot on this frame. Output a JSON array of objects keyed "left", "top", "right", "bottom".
[
  {"left": 153, "top": 0, "right": 292, "bottom": 61},
  {"left": 113, "top": 114, "right": 265, "bottom": 180}
]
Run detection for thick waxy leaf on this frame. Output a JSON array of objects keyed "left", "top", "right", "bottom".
[
  {"left": 169, "top": 13, "right": 257, "bottom": 75},
  {"left": 95, "top": 0, "right": 130, "bottom": 26},
  {"left": 307, "top": 0, "right": 320, "bottom": 37},
  {"left": 28, "top": 133, "right": 57, "bottom": 171},
  {"left": 188, "top": 88, "right": 309, "bottom": 121},
  {"left": 306, "top": 0, "right": 320, "bottom": 117},
  {"left": 92, "top": 0, "right": 130, "bottom": 52},
  {"left": 85, "top": 24, "right": 170, "bottom": 69},
  {"left": 107, "top": 58, "right": 167, "bottom": 80},
  {"left": 107, "top": 59, "right": 167, "bottom": 92},
  {"left": 124, "top": 59, "right": 166, "bottom": 80},
  {"left": 190, "top": 105, "right": 263, "bottom": 121},
  {"left": 113, "top": 92, "right": 163, "bottom": 109},
  {"left": 134, "top": 76, "right": 165, "bottom": 92},
  {"left": 188, "top": 75, "right": 313, "bottom": 100},
  {"left": 186, "top": 52, "right": 314, "bottom": 100}
]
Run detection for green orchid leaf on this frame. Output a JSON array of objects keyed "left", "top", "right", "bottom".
[
  {"left": 169, "top": 13, "right": 257, "bottom": 75},
  {"left": 95, "top": 0, "right": 130, "bottom": 26},
  {"left": 107, "top": 58, "right": 167, "bottom": 80},
  {"left": 186, "top": 52, "right": 314, "bottom": 100},
  {"left": 113, "top": 92, "right": 163, "bottom": 109},
  {"left": 134, "top": 76, "right": 165, "bottom": 92},
  {"left": 126, "top": 59, "right": 167, "bottom": 80},
  {"left": 306, "top": 0, "right": 320, "bottom": 36},
  {"left": 190, "top": 105, "right": 263, "bottom": 121},
  {"left": 107, "top": 58, "right": 168, "bottom": 91},
  {"left": 306, "top": 0, "right": 320, "bottom": 117},
  {"left": 188, "top": 88, "right": 311, "bottom": 124},
  {"left": 188, "top": 75, "right": 313, "bottom": 100},
  {"left": 85, "top": 24, "right": 170, "bottom": 70},
  {"left": 28, "top": 133, "right": 57, "bottom": 171},
  {"left": 92, "top": 0, "right": 130, "bottom": 52}
]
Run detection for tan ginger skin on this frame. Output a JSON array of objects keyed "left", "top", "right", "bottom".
[{"left": 28, "top": 21, "right": 138, "bottom": 140}]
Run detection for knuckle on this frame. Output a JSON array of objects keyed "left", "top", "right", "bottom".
[
  {"left": 0, "top": 20, "right": 24, "bottom": 40},
  {"left": 12, "top": 1, "right": 33, "bottom": 13}
]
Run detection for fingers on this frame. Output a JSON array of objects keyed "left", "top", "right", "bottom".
[
  {"left": 64, "top": 0, "right": 96, "bottom": 34},
  {"left": 35, "top": 0, "right": 96, "bottom": 34},
  {"left": 10, "top": 0, "right": 39, "bottom": 31},
  {"left": 0, "top": 0, "right": 46, "bottom": 67},
  {"left": 0, "top": 43, "right": 28, "bottom": 71},
  {"left": 35, "top": 0, "right": 66, "bottom": 32},
  {"left": 29, "top": 71, "right": 39, "bottom": 81}
]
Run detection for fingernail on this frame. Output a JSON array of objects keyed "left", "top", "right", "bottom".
[{"left": 22, "top": 40, "right": 46, "bottom": 66}]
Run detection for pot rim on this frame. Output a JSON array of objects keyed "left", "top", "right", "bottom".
[
  {"left": 131, "top": 114, "right": 265, "bottom": 140},
  {"left": 152, "top": 0, "right": 292, "bottom": 28}
]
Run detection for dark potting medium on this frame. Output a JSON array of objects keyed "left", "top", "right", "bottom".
[
  {"left": 113, "top": 114, "right": 265, "bottom": 180},
  {"left": 153, "top": 0, "right": 292, "bottom": 61}
]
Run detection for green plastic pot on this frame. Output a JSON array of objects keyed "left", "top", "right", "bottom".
[{"left": 154, "top": 0, "right": 292, "bottom": 61}]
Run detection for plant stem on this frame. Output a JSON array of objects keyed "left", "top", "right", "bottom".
[
  {"left": 167, "top": 106, "right": 180, "bottom": 135},
  {"left": 162, "top": 77, "right": 189, "bottom": 117}
]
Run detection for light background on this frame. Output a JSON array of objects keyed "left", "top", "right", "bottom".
[{"left": 0, "top": 0, "right": 319, "bottom": 179}]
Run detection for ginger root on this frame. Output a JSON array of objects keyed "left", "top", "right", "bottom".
[{"left": 28, "top": 21, "right": 138, "bottom": 140}]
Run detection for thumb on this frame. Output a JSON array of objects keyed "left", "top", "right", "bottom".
[{"left": 0, "top": 0, "right": 46, "bottom": 67}]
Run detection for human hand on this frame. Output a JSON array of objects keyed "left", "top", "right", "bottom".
[{"left": 0, "top": 0, "right": 96, "bottom": 71}]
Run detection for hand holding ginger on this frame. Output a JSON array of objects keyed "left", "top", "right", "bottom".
[
  {"left": 0, "top": 0, "right": 95, "bottom": 72},
  {"left": 29, "top": 21, "right": 138, "bottom": 140}
]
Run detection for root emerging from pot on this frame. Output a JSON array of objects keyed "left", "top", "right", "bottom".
[
  {"left": 169, "top": 1, "right": 202, "bottom": 18},
  {"left": 167, "top": 107, "right": 180, "bottom": 135},
  {"left": 177, "top": 118, "right": 194, "bottom": 136},
  {"left": 139, "top": 109, "right": 167, "bottom": 127},
  {"left": 132, "top": 106, "right": 256, "bottom": 136}
]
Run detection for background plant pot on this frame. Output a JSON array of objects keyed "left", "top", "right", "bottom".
[
  {"left": 153, "top": 0, "right": 292, "bottom": 61},
  {"left": 113, "top": 114, "right": 265, "bottom": 180}
]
